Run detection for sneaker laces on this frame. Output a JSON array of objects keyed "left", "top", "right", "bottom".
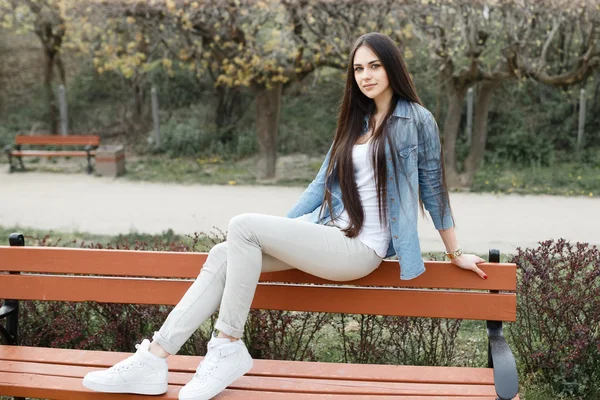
[
  {"left": 195, "top": 352, "right": 222, "bottom": 378},
  {"left": 107, "top": 343, "right": 144, "bottom": 372}
]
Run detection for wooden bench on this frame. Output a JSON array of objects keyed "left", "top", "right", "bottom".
[
  {"left": 4, "top": 135, "right": 100, "bottom": 174},
  {"left": 0, "top": 233, "right": 520, "bottom": 400}
]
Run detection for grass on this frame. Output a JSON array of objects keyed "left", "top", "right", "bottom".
[
  {"left": 123, "top": 155, "right": 600, "bottom": 198},
  {"left": 124, "top": 154, "right": 600, "bottom": 197},
  {"left": 124, "top": 153, "right": 323, "bottom": 186},
  {"left": 471, "top": 162, "right": 600, "bottom": 197}
]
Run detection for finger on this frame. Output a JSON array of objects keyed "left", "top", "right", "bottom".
[
  {"left": 471, "top": 266, "right": 488, "bottom": 280},
  {"left": 476, "top": 257, "right": 485, "bottom": 264}
]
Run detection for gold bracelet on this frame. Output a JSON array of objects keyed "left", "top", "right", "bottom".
[{"left": 445, "top": 246, "right": 463, "bottom": 260}]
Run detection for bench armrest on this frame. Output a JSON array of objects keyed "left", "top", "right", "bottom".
[
  {"left": 487, "top": 320, "right": 519, "bottom": 400},
  {"left": 3, "top": 144, "right": 12, "bottom": 153}
]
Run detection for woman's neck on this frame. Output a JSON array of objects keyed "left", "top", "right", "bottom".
[{"left": 373, "top": 89, "right": 393, "bottom": 119}]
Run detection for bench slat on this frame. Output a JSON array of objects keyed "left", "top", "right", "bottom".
[
  {"left": 10, "top": 150, "right": 92, "bottom": 157},
  {"left": 0, "top": 346, "right": 496, "bottom": 384},
  {"left": 0, "top": 371, "right": 501, "bottom": 400},
  {"left": 0, "top": 274, "right": 517, "bottom": 321},
  {"left": 0, "top": 360, "right": 498, "bottom": 396},
  {"left": 0, "top": 247, "right": 517, "bottom": 291},
  {"left": 15, "top": 135, "right": 100, "bottom": 146}
]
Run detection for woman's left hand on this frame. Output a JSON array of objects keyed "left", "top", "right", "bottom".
[{"left": 451, "top": 254, "right": 487, "bottom": 279}]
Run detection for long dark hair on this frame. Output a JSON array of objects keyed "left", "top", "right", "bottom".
[{"left": 321, "top": 32, "right": 447, "bottom": 238}]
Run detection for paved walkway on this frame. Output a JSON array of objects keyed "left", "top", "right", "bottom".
[{"left": 1, "top": 172, "right": 598, "bottom": 254}]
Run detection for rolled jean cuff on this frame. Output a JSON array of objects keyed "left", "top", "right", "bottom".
[
  {"left": 215, "top": 318, "right": 243, "bottom": 339},
  {"left": 152, "top": 331, "right": 181, "bottom": 355}
]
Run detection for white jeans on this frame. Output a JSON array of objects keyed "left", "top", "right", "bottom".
[{"left": 153, "top": 213, "right": 382, "bottom": 354}]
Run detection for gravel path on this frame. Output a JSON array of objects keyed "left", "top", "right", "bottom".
[{"left": 2, "top": 172, "right": 598, "bottom": 254}]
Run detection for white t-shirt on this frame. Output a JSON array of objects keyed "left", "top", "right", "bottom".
[{"left": 335, "top": 142, "right": 391, "bottom": 257}]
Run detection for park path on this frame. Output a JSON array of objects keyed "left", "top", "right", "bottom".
[{"left": 1, "top": 172, "right": 598, "bottom": 254}]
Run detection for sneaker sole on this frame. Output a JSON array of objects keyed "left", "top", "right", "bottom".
[
  {"left": 179, "top": 356, "right": 254, "bottom": 400},
  {"left": 82, "top": 376, "right": 168, "bottom": 395}
]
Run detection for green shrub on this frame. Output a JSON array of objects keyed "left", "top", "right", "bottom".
[{"left": 507, "top": 239, "right": 600, "bottom": 398}]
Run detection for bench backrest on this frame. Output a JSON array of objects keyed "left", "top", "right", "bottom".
[
  {"left": 0, "top": 246, "right": 517, "bottom": 322},
  {"left": 15, "top": 135, "right": 100, "bottom": 147}
]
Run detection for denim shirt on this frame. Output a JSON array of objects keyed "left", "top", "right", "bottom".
[{"left": 286, "top": 99, "right": 454, "bottom": 280}]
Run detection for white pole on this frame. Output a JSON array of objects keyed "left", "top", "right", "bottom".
[
  {"left": 151, "top": 86, "right": 160, "bottom": 148},
  {"left": 577, "top": 88, "right": 586, "bottom": 155},
  {"left": 466, "top": 87, "right": 473, "bottom": 146}
]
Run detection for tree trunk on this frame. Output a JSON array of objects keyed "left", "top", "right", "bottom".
[
  {"left": 215, "top": 85, "right": 243, "bottom": 144},
  {"left": 253, "top": 83, "right": 282, "bottom": 180},
  {"left": 441, "top": 87, "right": 467, "bottom": 187},
  {"left": 44, "top": 51, "right": 59, "bottom": 135},
  {"left": 133, "top": 83, "right": 144, "bottom": 122},
  {"left": 56, "top": 53, "right": 66, "bottom": 86},
  {"left": 434, "top": 71, "right": 443, "bottom": 121},
  {"left": 458, "top": 81, "right": 499, "bottom": 187}
]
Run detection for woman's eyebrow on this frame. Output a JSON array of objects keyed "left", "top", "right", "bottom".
[{"left": 353, "top": 59, "right": 380, "bottom": 66}]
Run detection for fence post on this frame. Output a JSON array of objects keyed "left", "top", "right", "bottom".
[
  {"left": 466, "top": 87, "right": 473, "bottom": 147},
  {"left": 577, "top": 88, "right": 586, "bottom": 156},
  {"left": 151, "top": 86, "right": 161, "bottom": 148},
  {"left": 58, "top": 84, "right": 68, "bottom": 136}
]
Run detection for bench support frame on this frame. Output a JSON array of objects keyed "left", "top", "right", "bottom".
[
  {"left": 1, "top": 234, "right": 25, "bottom": 400},
  {"left": 5, "top": 142, "right": 96, "bottom": 174},
  {"left": 487, "top": 249, "right": 519, "bottom": 400},
  {"left": 4, "top": 144, "right": 25, "bottom": 173},
  {"left": 85, "top": 145, "right": 94, "bottom": 174}
]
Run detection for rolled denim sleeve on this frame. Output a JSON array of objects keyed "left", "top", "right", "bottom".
[
  {"left": 286, "top": 145, "right": 332, "bottom": 219},
  {"left": 417, "top": 111, "right": 454, "bottom": 230}
]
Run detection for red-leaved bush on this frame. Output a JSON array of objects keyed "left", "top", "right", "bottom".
[{"left": 507, "top": 239, "right": 600, "bottom": 397}]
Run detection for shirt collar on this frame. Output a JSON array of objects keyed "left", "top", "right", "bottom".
[
  {"left": 391, "top": 98, "right": 412, "bottom": 119},
  {"left": 363, "top": 98, "right": 412, "bottom": 129}
]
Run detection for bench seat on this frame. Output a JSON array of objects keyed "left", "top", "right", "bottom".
[
  {"left": 5, "top": 135, "right": 100, "bottom": 174},
  {"left": 0, "top": 238, "right": 520, "bottom": 399},
  {"left": 9, "top": 150, "right": 96, "bottom": 158},
  {"left": 0, "top": 346, "right": 516, "bottom": 399}
]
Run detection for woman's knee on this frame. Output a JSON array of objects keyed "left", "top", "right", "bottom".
[
  {"left": 200, "top": 242, "right": 228, "bottom": 277},
  {"left": 227, "top": 213, "right": 260, "bottom": 238}
]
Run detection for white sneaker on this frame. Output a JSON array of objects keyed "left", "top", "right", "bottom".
[
  {"left": 82, "top": 339, "right": 168, "bottom": 395},
  {"left": 178, "top": 334, "right": 254, "bottom": 400}
]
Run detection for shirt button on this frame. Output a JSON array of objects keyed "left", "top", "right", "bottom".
[
  {"left": 389, "top": 177, "right": 393, "bottom": 181},
  {"left": 394, "top": 235, "right": 398, "bottom": 239},
  {"left": 392, "top": 218, "right": 396, "bottom": 221},
  {"left": 388, "top": 157, "right": 392, "bottom": 161},
  {"left": 391, "top": 198, "right": 395, "bottom": 202}
]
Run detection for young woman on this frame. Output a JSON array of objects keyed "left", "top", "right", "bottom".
[{"left": 82, "top": 32, "right": 487, "bottom": 400}]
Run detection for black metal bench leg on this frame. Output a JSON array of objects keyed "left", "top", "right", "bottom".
[
  {"left": 15, "top": 144, "right": 25, "bottom": 171},
  {"left": 2, "top": 233, "right": 25, "bottom": 400},
  {"left": 85, "top": 146, "right": 94, "bottom": 174},
  {"left": 4, "top": 145, "right": 14, "bottom": 172},
  {"left": 8, "top": 153, "right": 14, "bottom": 173},
  {"left": 17, "top": 156, "right": 25, "bottom": 171}
]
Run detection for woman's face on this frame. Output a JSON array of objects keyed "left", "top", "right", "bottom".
[{"left": 353, "top": 45, "right": 392, "bottom": 102}]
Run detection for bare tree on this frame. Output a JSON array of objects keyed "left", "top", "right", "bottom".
[
  {"left": 4, "top": 0, "right": 66, "bottom": 134},
  {"left": 408, "top": 1, "right": 513, "bottom": 187},
  {"left": 503, "top": 0, "right": 600, "bottom": 86}
]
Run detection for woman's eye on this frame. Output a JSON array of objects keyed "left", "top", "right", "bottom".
[
  {"left": 355, "top": 67, "right": 363, "bottom": 72},
  {"left": 371, "top": 64, "right": 380, "bottom": 69}
]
